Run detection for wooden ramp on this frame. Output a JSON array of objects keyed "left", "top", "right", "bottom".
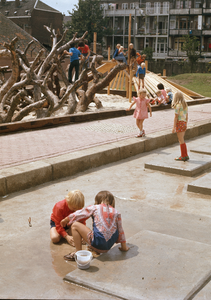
[
  {"left": 133, "top": 71, "right": 205, "bottom": 102},
  {"left": 87, "top": 61, "right": 205, "bottom": 100}
]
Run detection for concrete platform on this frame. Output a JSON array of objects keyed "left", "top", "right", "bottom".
[
  {"left": 144, "top": 152, "right": 211, "bottom": 177},
  {"left": 188, "top": 173, "right": 211, "bottom": 195},
  {"left": 190, "top": 144, "right": 211, "bottom": 156},
  {"left": 64, "top": 230, "right": 211, "bottom": 300}
]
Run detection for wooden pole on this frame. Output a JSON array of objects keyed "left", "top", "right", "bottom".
[
  {"left": 163, "top": 69, "right": 166, "bottom": 77},
  {"left": 145, "top": 60, "right": 148, "bottom": 71},
  {"left": 93, "top": 32, "right": 97, "bottom": 54},
  {"left": 129, "top": 65, "right": 133, "bottom": 102},
  {"left": 128, "top": 14, "right": 132, "bottom": 102},
  {"left": 107, "top": 47, "right": 111, "bottom": 95},
  {"left": 108, "top": 47, "right": 110, "bottom": 61}
]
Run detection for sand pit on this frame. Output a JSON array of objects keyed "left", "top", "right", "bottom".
[{"left": 22, "top": 93, "right": 130, "bottom": 121}]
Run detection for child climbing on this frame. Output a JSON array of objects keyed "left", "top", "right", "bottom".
[
  {"left": 136, "top": 62, "right": 146, "bottom": 89},
  {"left": 61, "top": 191, "right": 129, "bottom": 261},
  {"left": 50, "top": 190, "right": 85, "bottom": 246},
  {"left": 172, "top": 91, "right": 189, "bottom": 161},
  {"left": 126, "top": 88, "right": 152, "bottom": 138}
]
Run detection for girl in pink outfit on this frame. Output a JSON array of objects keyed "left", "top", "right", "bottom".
[{"left": 127, "top": 88, "right": 152, "bottom": 137}]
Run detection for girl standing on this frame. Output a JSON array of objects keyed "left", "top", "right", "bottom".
[
  {"left": 127, "top": 88, "right": 152, "bottom": 137},
  {"left": 61, "top": 191, "right": 129, "bottom": 261},
  {"left": 172, "top": 91, "right": 189, "bottom": 161}
]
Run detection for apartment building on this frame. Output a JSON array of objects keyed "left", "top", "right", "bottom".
[
  {"left": 101, "top": 0, "right": 169, "bottom": 59},
  {"left": 168, "top": 0, "right": 211, "bottom": 60},
  {"left": 100, "top": 0, "right": 211, "bottom": 61}
]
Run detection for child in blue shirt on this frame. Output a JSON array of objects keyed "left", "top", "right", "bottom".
[
  {"left": 166, "top": 87, "right": 173, "bottom": 104},
  {"left": 136, "top": 62, "right": 146, "bottom": 89},
  {"left": 64, "top": 42, "right": 83, "bottom": 83}
]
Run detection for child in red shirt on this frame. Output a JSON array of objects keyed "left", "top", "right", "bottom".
[
  {"left": 50, "top": 190, "right": 85, "bottom": 246},
  {"left": 78, "top": 41, "right": 90, "bottom": 69}
]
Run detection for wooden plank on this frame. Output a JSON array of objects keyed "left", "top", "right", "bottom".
[
  {"left": 111, "top": 72, "right": 119, "bottom": 89},
  {"left": 116, "top": 71, "right": 123, "bottom": 90},
  {"left": 120, "top": 71, "right": 125, "bottom": 90}
]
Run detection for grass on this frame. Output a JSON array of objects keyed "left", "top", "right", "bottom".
[{"left": 168, "top": 73, "right": 211, "bottom": 97}]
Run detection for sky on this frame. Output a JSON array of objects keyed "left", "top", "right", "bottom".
[{"left": 42, "top": 0, "right": 79, "bottom": 15}]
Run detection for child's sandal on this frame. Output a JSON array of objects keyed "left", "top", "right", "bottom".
[
  {"left": 64, "top": 252, "right": 75, "bottom": 261},
  {"left": 175, "top": 156, "right": 186, "bottom": 161}
]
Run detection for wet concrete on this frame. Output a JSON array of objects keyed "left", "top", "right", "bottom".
[{"left": 1, "top": 133, "right": 211, "bottom": 299}]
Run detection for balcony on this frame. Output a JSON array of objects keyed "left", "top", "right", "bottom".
[
  {"left": 146, "top": 7, "right": 169, "bottom": 15},
  {"left": 137, "top": 28, "right": 145, "bottom": 35},
  {"left": 145, "top": 29, "right": 157, "bottom": 35},
  {"left": 189, "top": 8, "right": 202, "bottom": 14},
  {"left": 105, "top": 9, "right": 135, "bottom": 16},
  {"left": 158, "top": 29, "right": 168, "bottom": 35},
  {"left": 169, "top": 29, "right": 189, "bottom": 35},
  {"left": 202, "top": 30, "right": 211, "bottom": 35},
  {"left": 203, "top": 8, "right": 211, "bottom": 13},
  {"left": 170, "top": 8, "right": 189, "bottom": 15},
  {"left": 190, "top": 29, "right": 201, "bottom": 35},
  {"left": 168, "top": 50, "right": 187, "bottom": 56},
  {"left": 153, "top": 52, "right": 167, "bottom": 59}
]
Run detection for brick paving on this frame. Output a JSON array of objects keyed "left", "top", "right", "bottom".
[{"left": 0, "top": 103, "right": 211, "bottom": 169}]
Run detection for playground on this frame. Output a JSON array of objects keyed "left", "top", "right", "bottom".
[{"left": 1, "top": 17, "right": 211, "bottom": 299}]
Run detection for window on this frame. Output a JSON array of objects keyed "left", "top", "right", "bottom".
[
  {"left": 154, "top": 2, "right": 161, "bottom": 13},
  {"left": 130, "top": 3, "right": 136, "bottom": 9},
  {"left": 195, "top": 0, "right": 202, "bottom": 8},
  {"left": 122, "top": 3, "right": 128, "bottom": 9},
  {"left": 163, "top": 2, "right": 169, "bottom": 13}
]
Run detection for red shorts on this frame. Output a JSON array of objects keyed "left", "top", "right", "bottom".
[{"left": 176, "top": 121, "right": 187, "bottom": 133}]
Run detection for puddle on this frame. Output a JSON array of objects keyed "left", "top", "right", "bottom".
[{"left": 50, "top": 242, "right": 77, "bottom": 277}]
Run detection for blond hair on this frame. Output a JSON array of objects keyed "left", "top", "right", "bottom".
[
  {"left": 94, "top": 191, "right": 115, "bottom": 208},
  {"left": 116, "top": 44, "right": 121, "bottom": 48},
  {"left": 120, "top": 46, "right": 124, "bottom": 50},
  {"left": 141, "top": 62, "right": 145, "bottom": 67},
  {"left": 65, "top": 190, "right": 84, "bottom": 209},
  {"left": 172, "top": 91, "right": 187, "bottom": 110},
  {"left": 166, "top": 87, "right": 172, "bottom": 92},
  {"left": 156, "top": 90, "right": 162, "bottom": 95},
  {"left": 138, "top": 88, "right": 147, "bottom": 97}
]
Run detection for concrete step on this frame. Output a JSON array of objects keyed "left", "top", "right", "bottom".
[
  {"left": 64, "top": 230, "right": 211, "bottom": 300},
  {"left": 144, "top": 152, "right": 211, "bottom": 177},
  {"left": 190, "top": 144, "right": 211, "bottom": 156},
  {"left": 188, "top": 173, "right": 211, "bottom": 196}
]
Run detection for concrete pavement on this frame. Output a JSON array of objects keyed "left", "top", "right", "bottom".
[
  {"left": 1, "top": 133, "right": 211, "bottom": 299},
  {"left": 1, "top": 102, "right": 211, "bottom": 196}
]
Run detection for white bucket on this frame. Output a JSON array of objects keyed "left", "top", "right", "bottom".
[{"left": 75, "top": 250, "right": 93, "bottom": 270}]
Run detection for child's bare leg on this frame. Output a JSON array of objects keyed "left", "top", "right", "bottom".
[
  {"left": 142, "top": 78, "right": 144, "bottom": 88},
  {"left": 138, "top": 78, "right": 140, "bottom": 89},
  {"left": 71, "top": 222, "right": 92, "bottom": 252},
  {"left": 177, "top": 131, "right": 185, "bottom": 144},
  {"left": 136, "top": 119, "right": 144, "bottom": 132},
  {"left": 50, "top": 227, "right": 61, "bottom": 244}
]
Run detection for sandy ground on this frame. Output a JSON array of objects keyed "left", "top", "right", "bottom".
[{"left": 22, "top": 93, "right": 130, "bottom": 121}]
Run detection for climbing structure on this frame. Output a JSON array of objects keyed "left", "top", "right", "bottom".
[{"left": 94, "top": 61, "right": 205, "bottom": 101}]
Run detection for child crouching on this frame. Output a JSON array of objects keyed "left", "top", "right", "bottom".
[
  {"left": 61, "top": 191, "right": 129, "bottom": 261},
  {"left": 50, "top": 190, "right": 85, "bottom": 246}
]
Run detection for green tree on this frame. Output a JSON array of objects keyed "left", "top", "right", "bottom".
[
  {"left": 65, "top": 0, "right": 112, "bottom": 46},
  {"left": 182, "top": 35, "right": 200, "bottom": 73},
  {"left": 141, "top": 47, "right": 153, "bottom": 61}
]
